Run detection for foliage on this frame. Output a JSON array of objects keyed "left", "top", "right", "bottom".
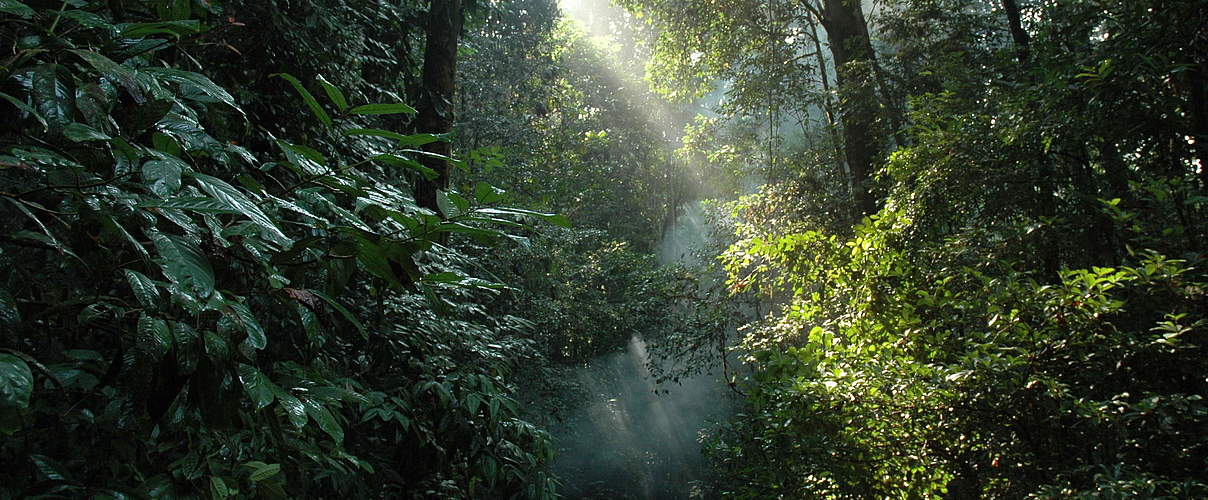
[
  {"left": 686, "top": 0, "right": 1208, "bottom": 497},
  {"left": 0, "top": 1, "right": 562, "bottom": 497}
]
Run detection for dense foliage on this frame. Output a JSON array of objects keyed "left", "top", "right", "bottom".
[
  {"left": 5, "top": 0, "right": 1205, "bottom": 498},
  {"left": 0, "top": 0, "right": 587, "bottom": 497},
  {"left": 624, "top": 0, "right": 1208, "bottom": 497}
]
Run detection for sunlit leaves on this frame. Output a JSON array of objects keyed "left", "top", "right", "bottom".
[{"left": 348, "top": 103, "right": 416, "bottom": 115}]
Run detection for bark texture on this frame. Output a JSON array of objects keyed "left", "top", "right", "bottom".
[
  {"left": 820, "top": 0, "right": 881, "bottom": 218},
  {"left": 415, "top": 0, "right": 463, "bottom": 213}
]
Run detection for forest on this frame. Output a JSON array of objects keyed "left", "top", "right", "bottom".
[{"left": 0, "top": 0, "right": 1205, "bottom": 498}]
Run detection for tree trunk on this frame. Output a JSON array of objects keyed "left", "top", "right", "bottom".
[
  {"left": 1002, "top": 0, "right": 1030, "bottom": 62},
  {"left": 819, "top": 0, "right": 880, "bottom": 218},
  {"left": 414, "top": 0, "right": 463, "bottom": 213}
]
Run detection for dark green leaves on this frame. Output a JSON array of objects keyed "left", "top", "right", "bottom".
[
  {"left": 370, "top": 154, "right": 439, "bottom": 180},
  {"left": 190, "top": 173, "right": 291, "bottom": 247},
  {"left": 144, "top": 67, "right": 242, "bottom": 113},
  {"left": 124, "top": 269, "right": 161, "bottom": 309},
  {"left": 63, "top": 123, "right": 110, "bottom": 142},
  {"left": 225, "top": 301, "right": 266, "bottom": 350},
  {"left": 31, "top": 64, "right": 73, "bottom": 133},
  {"left": 315, "top": 75, "right": 347, "bottom": 112},
  {"left": 274, "top": 73, "right": 332, "bottom": 127},
  {"left": 0, "top": 354, "right": 33, "bottom": 409},
  {"left": 151, "top": 232, "right": 214, "bottom": 299},
  {"left": 245, "top": 461, "right": 281, "bottom": 482},
  {"left": 302, "top": 398, "right": 344, "bottom": 443},
  {"left": 0, "top": 0, "right": 35, "bottom": 18},
  {"left": 69, "top": 50, "right": 142, "bottom": 102},
  {"left": 137, "top": 314, "right": 172, "bottom": 360},
  {"left": 238, "top": 364, "right": 275, "bottom": 410},
  {"left": 143, "top": 158, "right": 184, "bottom": 197}
]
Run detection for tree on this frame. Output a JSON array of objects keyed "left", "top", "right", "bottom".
[
  {"left": 415, "top": 0, "right": 465, "bottom": 213},
  {"left": 811, "top": 0, "right": 883, "bottom": 217}
]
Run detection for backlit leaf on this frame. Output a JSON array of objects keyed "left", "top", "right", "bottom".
[{"left": 349, "top": 103, "right": 416, "bottom": 115}]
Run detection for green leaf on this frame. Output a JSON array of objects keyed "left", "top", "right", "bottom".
[
  {"left": 118, "top": 20, "right": 202, "bottom": 38},
  {"left": 478, "top": 207, "right": 571, "bottom": 228},
  {"left": 302, "top": 398, "right": 344, "bottom": 443},
  {"left": 68, "top": 49, "right": 142, "bottom": 102},
  {"left": 140, "top": 197, "right": 241, "bottom": 214},
  {"left": 124, "top": 269, "right": 161, "bottom": 308},
  {"left": 349, "top": 103, "right": 416, "bottom": 115},
  {"left": 274, "top": 389, "right": 307, "bottom": 428},
  {"left": 474, "top": 182, "right": 505, "bottom": 204},
  {"left": 209, "top": 476, "right": 230, "bottom": 499},
  {"left": 436, "top": 191, "right": 459, "bottom": 218},
  {"left": 225, "top": 301, "right": 266, "bottom": 350},
  {"left": 247, "top": 462, "right": 281, "bottom": 482},
  {"left": 343, "top": 128, "right": 443, "bottom": 147},
  {"left": 59, "top": 10, "right": 115, "bottom": 34},
  {"left": 0, "top": 91, "right": 48, "bottom": 130},
  {"left": 370, "top": 154, "right": 439, "bottom": 180},
  {"left": 142, "top": 158, "right": 184, "bottom": 197},
  {"left": 151, "top": 232, "right": 215, "bottom": 299},
  {"left": 63, "top": 122, "right": 110, "bottom": 142},
  {"left": 315, "top": 74, "right": 346, "bottom": 112},
  {"left": 203, "top": 331, "right": 229, "bottom": 359},
  {"left": 237, "top": 364, "right": 275, "bottom": 410},
  {"left": 0, "top": 354, "right": 33, "bottom": 410},
  {"left": 31, "top": 64, "right": 73, "bottom": 132},
  {"left": 273, "top": 73, "right": 332, "bottom": 127},
  {"left": 342, "top": 128, "right": 407, "bottom": 141},
  {"left": 144, "top": 67, "right": 242, "bottom": 114},
  {"left": 0, "top": 0, "right": 35, "bottom": 17},
  {"left": 190, "top": 173, "right": 291, "bottom": 247},
  {"left": 137, "top": 314, "right": 173, "bottom": 360}
]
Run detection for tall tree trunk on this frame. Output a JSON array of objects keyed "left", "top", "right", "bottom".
[
  {"left": 414, "top": 0, "right": 463, "bottom": 213},
  {"left": 1002, "top": 0, "right": 1030, "bottom": 62},
  {"left": 819, "top": 0, "right": 881, "bottom": 218}
]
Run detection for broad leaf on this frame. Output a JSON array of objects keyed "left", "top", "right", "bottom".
[
  {"left": 190, "top": 173, "right": 291, "bottom": 247},
  {"left": 63, "top": 123, "right": 110, "bottom": 142},
  {"left": 225, "top": 301, "right": 266, "bottom": 350},
  {"left": 144, "top": 67, "right": 242, "bottom": 113},
  {"left": 237, "top": 364, "right": 275, "bottom": 410},
  {"left": 124, "top": 269, "right": 161, "bottom": 308},
  {"left": 151, "top": 232, "right": 215, "bottom": 299},
  {"left": 302, "top": 398, "right": 344, "bottom": 443},
  {"left": 31, "top": 64, "right": 73, "bottom": 132},
  {"left": 0, "top": 91, "right": 48, "bottom": 130},
  {"left": 142, "top": 158, "right": 183, "bottom": 197},
  {"left": 0, "top": 354, "right": 32, "bottom": 409},
  {"left": 0, "top": 0, "right": 34, "bottom": 17},
  {"left": 137, "top": 314, "right": 173, "bottom": 360}
]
